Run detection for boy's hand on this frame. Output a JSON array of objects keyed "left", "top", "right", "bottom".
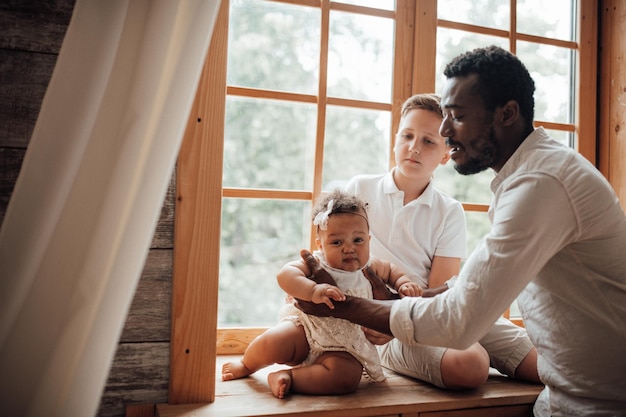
[{"left": 362, "top": 267, "right": 400, "bottom": 300}]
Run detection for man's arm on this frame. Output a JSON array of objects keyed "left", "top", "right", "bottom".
[
  {"left": 296, "top": 249, "right": 396, "bottom": 335},
  {"left": 296, "top": 292, "right": 395, "bottom": 335}
]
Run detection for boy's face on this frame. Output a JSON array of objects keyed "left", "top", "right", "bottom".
[
  {"left": 315, "top": 212, "right": 370, "bottom": 272},
  {"left": 394, "top": 108, "right": 450, "bottom": 182}
]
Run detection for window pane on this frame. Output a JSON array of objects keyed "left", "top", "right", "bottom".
[
  {"left": 328, "top": 11, "right": 394, "bottom": 102},
  {"left": 219, "top": 198, "right": 311, "bottom": 326},
  {"left": 544, "top": 129, "right": 574, "bottom": 148},
  {"left": 223, "top": 97, "right": 316, "bottom": 190},
  {"left": 433, "top": 162, "right": 495, "bottom": 205},
  {"left": 465, "top": 211, "right": 491, "bottom": 257},
  {"left": 517, "top": 0, "right": 575, "bottom": 41},
  {"left": 516, "top": 42, "right": 574, "bottom": 124},
  {"left": 323, "top": 106, "right": 390, "bottom": 190},
  {"left": 437, "top": 0, "right": 509, "bottom": 30},
  {"left": 435, "top": 28, "right": 509, "bottom": 92},
  {"left": 228, "top": 0, "right": 320, "bottom": 94},
  {"left": 335, "top": 0, "right": 395, "bottom": 11}
]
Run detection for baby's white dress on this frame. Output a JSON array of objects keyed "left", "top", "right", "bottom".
[{"left": 279, "top": 250, "right": 385, "bottom": 381}]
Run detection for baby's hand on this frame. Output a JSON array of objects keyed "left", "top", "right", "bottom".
[
  {"left": 398, "top": 282, "right": 423, "bottom": 298},
  {"left": 311, "top": 283, "right": 346, "bottom": 308}
]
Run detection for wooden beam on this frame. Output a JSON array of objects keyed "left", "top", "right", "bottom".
[
  {"left": 170, "top": 0, "right": 229, "bottom": 404},
  {"left": 576, "top": 0, "right": 598, "bottom": 164},
  {"left": 412, "top": 0, "right": 437, "bottom": 94},
  {"left": 391, "top": 0, "right": 417, "bottom": 168},
  {"left": 598, "top": 0, "right": 626, "bottom": 208}
]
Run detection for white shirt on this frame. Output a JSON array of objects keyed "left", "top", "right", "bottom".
[
  {"left": 345, "top": 171, "right": 466, "bottom": 288},
  {"left": 390, "top": 128, "right": 626, "bottom": 416}
]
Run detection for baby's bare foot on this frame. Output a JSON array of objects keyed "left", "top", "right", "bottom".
[
  {"left": 222, "top": 361, "right": 252, "bottom": 381},
  {"left": 267, "top": 369, "right": 292, "bottom": 399}
]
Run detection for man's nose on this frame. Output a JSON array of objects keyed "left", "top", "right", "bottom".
[{"left": 439, "top": 118, "right": 452, "bottom": 138}]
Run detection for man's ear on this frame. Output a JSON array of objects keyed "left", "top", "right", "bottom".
[{"left": 499, "top": 100, "right": 520, "bottom": 126}]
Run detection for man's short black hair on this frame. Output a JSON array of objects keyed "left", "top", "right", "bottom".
[{"left": 444, "top": 45, "right": 535, "bottom": 127}]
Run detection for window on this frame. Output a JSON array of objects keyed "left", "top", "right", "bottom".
[{"left": 182, "top": 0, "right": 596, "bottom": 333}]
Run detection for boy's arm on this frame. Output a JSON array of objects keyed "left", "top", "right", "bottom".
[
  {"left": 421, "top": 255, "right": 461, "bottom": 297},
  {"left": 369, "top": 257, "right": 422, "bottom": 297}
]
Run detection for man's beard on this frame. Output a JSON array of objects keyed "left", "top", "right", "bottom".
[{"left": 454, "top": 128, "right": 499, "bottom": 176}]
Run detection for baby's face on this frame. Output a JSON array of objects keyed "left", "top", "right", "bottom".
[{"left": 316, "top": 212, "right": 370, "bottom": 272}]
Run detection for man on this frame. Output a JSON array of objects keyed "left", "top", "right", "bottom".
[{"left": 298, "top": 45, "right": 626, "bottom": 416}]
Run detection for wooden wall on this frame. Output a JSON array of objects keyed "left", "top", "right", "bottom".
[
  {"left": 0, "top": 2, "right": 173, "bottom": 416},
  {"left": 0, "top": 1, "right": 624, "bottom": 417}
]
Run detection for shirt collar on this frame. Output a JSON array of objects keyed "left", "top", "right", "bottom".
[
  {"left": 491, "top": 127, "right": 550, "bottom": 191},
  {"left": 385, "top": 168, "right": 435, "bottom": 207}
]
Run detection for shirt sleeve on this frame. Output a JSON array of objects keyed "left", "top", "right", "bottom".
[
  {"left": 344, "top": 176, "right": 359, "bottom": 195},
  {"left": 433, "top": 200, "right": 467, "bottom": 259},
  {"left": 390, "top": 172, "right": 578, "bottom": 348}
]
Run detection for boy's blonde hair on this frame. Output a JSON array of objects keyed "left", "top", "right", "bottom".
[{"left": 400, "top": 93, "right": 442, "bottom": 119}]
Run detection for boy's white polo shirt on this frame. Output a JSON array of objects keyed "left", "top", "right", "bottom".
[{"left": 345, "top": 169, "right": 466, "bottom": 288}]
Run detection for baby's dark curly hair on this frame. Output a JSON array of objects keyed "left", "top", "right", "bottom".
[
  {"left": 312, "top": 189, "right": 368, "bottom": 221},
  {"left": 444, "top": 45, "right": 535, "bottom": 130}
]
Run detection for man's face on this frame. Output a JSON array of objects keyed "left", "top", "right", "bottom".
[{"left": 439, "top": 74, "right": 501, "bottom": 175}]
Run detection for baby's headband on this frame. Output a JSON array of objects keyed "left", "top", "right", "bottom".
[{"left": 313, "top": 199, "right": 369, "bottom": 230}]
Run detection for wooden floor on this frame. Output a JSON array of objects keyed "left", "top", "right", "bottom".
[{"left": 156, "top": 355, "right": 543, "bottom": 417}]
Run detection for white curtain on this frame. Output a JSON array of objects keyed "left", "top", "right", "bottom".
[{"left": 0, "top": 1, "right": 221, "bottom": 416}]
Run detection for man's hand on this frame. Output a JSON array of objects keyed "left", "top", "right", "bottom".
[
  {"left": 360, "top": 268, "right": 398, "bottom": 344},
  {"left": 362, "top": 267, "right": 400, "bottom": 300},
  {"left": 295, "top": 249, "right": 339, "bottom": 316},
  {"left": 301, "top": 249, "right": 337, "bottom": 286},
  {"left": 362, "top": 327, "right": 394, "bottom": 345},
  {"left": 296, "top": 249, "right": 395, "bottom": 337}
]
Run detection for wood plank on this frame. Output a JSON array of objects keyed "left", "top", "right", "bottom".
[
  {"left": 157, "top": 356, "right": 542, "bottom": 417},
  {"left": 169, "top": 0, "right": 229, "bottom": 404},
  {"left": 0, "top": 147, "right": 25, "bottom": 225},
  {"left": 0, "top": 0, "right": 75, "bottom": 52},
  {"left": 120, "top": 249, "right": 173, "bottom": 343},
  {"left": 0, "top": 50, "right": 59, "bottom": 148},
  {"left": 420, "top": 404, "right": 533, "bottom": 417},
  {"left": 98, "top": 342, "right": 169, "bottom": 417},
  {"left": 126, "top": 403, "right": 157, "bottom": 417},
  {"left": 150, "top": 174, "right": 175, "bottom": 249},
  {"left": 216, "top": 328, "right": 266, "bottom": 355}
]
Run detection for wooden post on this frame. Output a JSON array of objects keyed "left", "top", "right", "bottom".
[{"left": 169, "top": 0, "right": 229, "bottom": 404}]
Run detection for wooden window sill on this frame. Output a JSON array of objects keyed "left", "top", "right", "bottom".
[{"left": 155, "top": 355, "right": 543, "bottom": 417}]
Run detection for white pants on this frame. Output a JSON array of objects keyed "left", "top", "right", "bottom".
[{"left": 379, "top": 316, "right": 534, "bottom": 388}]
